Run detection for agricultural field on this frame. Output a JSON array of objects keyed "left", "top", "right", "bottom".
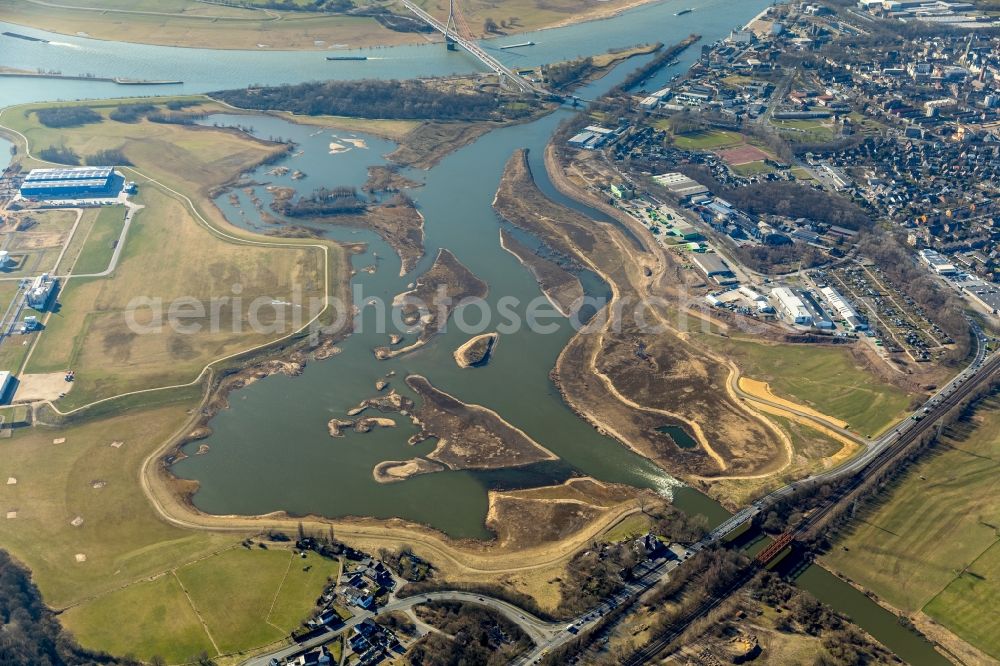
[
  {"left": 0, "top": 404, "right": 233, "bottom": 610},
  {"left": 699, "top": 334, "right": 914, "bottom": 437},
  {"left": 823, "top": 395, "right": 1000, "bottom": 660},
  {"left": 0, "top": 397, "right": 343, "bottom": 662},
  {"left": 0, "top": 0, "right": 414, "bottom": 51},
  {"left": 1, "top": 208, "right": 86, "bottom": 277},
  {"left": 23, "top": 185, "right": 326, "bottom": 408}
]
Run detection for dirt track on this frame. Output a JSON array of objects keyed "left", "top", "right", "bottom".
[{"left": 535, "top": 145, "right": 790, "bottom": 480}]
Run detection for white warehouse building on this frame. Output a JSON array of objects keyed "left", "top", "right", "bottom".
[
  {"left": 820, "top": 286, "right": 868, "bottom": 331},
  {"left": 771, "top": 287, "right": 812, "bottom": 325}
]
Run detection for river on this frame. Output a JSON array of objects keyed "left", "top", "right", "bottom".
[{"left": 0, "top": 2, "right": 948, "bottom": 662}]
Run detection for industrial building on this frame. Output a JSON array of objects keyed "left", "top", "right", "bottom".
[
  {"left": 821, "top": 286, "right": 868, "bottom": 331},
  {"left": 800, "top": 290, "right": 834, "bottom": 329},
  {"left": 918, "top": 248, "right": 958, "bottom": 275},
  {"left": 0, "top": 371, "right": 11, "bottom": 404},
  {"left": 567, "top": 125, "right": 617, "bottom": 150},
  {"left": 26, "top": 273, "right": 57, "bottom": 311},
  {"left": 690, "top": 253, "right": 736, "bottom": 285},
  {"left": 653, "top": 172, "right": 710, "bottom": 201},
  {"left": 671, "top": 219, "right": 702, "bottom": 240},
  {"left": 20, "top": 166, "right": 117, "bottom": 199},
  {"left": 771, "top": 287, "right": 812, "bottom": 325}
]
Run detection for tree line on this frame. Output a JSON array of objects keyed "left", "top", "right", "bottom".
[
  {"left": 35, "top": 106, "right": 101, "bottom": 129},
  {"left": 212, "top": 79, "right": 538, "bottom": 122}
]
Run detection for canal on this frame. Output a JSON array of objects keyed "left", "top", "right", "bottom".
[{"left": 0, "top": 2, "right": 948, "bottom": 662}]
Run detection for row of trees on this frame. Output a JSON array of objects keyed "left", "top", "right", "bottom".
[
  {"left": 213, "top": 79, "right": 531, "bottom": 122},
  {"left": 275, "top": 186, "right": 368, "bottom": 217},
  {"left": 35, "top": 145, "right": 129, "bottom": 166},
  {"left": 201, "top": 0, "right": 352, "bottom": 12},
  {"left": 35, "top": 106, "right": 101, "bottom": 128},
  {"left": 542, "top": 57, "right": 595, "bottom": 90}
]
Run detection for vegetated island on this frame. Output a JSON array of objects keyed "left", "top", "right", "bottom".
[
  {"left": 498, "top": 227, "right": 584, "bottom": 317},
  {"left": 274, "top": 186, "right": 425, "bottom": 275},
  {"left": 363, "top": 165, "right": 421, "bottom": 194},
  {"left": 211, "top": 78, "right": 553, "bottom": 170},
  {"left": 539, "top": 42, "right": 662, "bottom": 92},
  {"left": 453, "top": 332, "right": 499, "bottom": 368},
  {"left": 407, "top": 374, "right": 557, "bottom": 469},
  {"left": 375, "top": 249, "right": 488, "bottom": 359}
]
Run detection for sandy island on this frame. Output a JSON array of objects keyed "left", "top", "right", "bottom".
[{"left": 454, "top": 332, "right": 499, "bottom": 368}]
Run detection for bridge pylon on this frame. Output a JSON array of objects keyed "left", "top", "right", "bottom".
[{"left": 445, "top": 0, "right": 458, "bottom": 50}]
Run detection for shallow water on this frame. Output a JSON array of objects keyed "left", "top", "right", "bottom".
[{"left": 0, "top": 3, "right": 949, "bottom": 659}]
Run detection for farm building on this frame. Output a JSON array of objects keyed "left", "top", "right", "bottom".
[{"left": 20, "top": 166, "right": 117, "bottom": 199}]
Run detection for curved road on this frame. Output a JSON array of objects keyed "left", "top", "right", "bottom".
[{"left": 243, "top": 590, "right": 564, "bottom": 666}]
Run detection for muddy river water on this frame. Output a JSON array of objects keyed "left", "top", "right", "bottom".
[{"left": 0, "top": 3, "right": 947, "bottom": 661}]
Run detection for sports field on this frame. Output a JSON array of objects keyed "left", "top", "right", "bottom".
[
  {"left": 771, "top": 118, "right": 837, "bottom": 143},
  {"left": 700, "top": 334, "right": 914, "bottom": 437},
  {"left": 823, "top": 395, "right": 1000, "bottom": 659},
  {"left": 716, "top": 144, "right": 770, "bottom": 165},
  {"left": 671, "top": 128, "right": 744, "bottom": 150},
  {"left": 732, "top": 161, "right": 775, "bottom": 176}
]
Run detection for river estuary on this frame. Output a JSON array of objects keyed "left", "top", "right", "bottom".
[{"left": 0, "top": 2, "right": 948, "bottom": 662}]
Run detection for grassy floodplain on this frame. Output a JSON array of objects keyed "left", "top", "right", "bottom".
[
  {"left": 62, "top": 548, "right": 340, "bottom": 661},
  {"left": 0, "top": 95, "right": 352, "bottom": 660},
  {"left": 2, "top": 97, "right": 341, "bottom": 408},
  {"left": 0, "top": 0, "right": 660, "bottom": 50},
  {"left": 699, "top": 334, "right": 914, "bottom": 437},
  {"left": 823, "top": 394, "right": 1000, "bottom": 660}
]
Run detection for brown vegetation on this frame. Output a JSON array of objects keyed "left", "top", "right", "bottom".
[
  {"left": 499, "top": 227, "right": 584, "bottom": 317},
  {"left": 408, "top": 601, "right": 533, "bottom": 665},
  {"left": 317, "top": 194, "right": 425, "bottom": 276},
  {"left": 405, "top": 374, "right": 557, "bottom": 471},
  {"left": 496, "top": 147, "right": 786, "bottom": 480},
  {"left": 375, "top": 249, "right": 487, "bottom": 358}
]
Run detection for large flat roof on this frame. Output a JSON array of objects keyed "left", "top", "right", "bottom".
[
  {"left": 691, "top": 253, "right": 732, "bottom": 276},
  {"left": 21, "top": 179, "right": 113, "bottom": 191},
  {"left": 24, "top": 166, "right": 113, "bottom": 182}
]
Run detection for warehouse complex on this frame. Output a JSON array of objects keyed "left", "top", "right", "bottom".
[
  {"left": 690, "top": 253, "right": 737, "bottom": 285},
  {"left": 771, "top": 287, "right": 812, "bottom": 325},
  {"left": 19, "top": 166, "right": 118, "bottom": 199},
  {"left": 821, "top": 286, "right": 869, "bottom": 331}
]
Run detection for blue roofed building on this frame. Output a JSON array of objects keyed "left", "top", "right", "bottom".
[{"left": 20, "top": 166, "right": 118, "bottom": 199}]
